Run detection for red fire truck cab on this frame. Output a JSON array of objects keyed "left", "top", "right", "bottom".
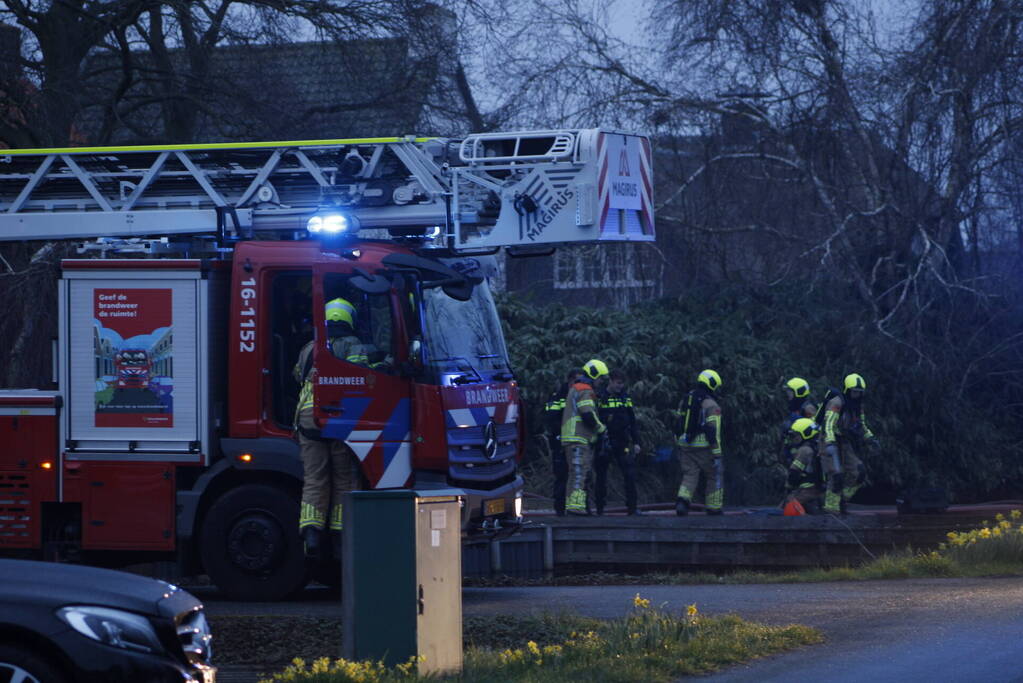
[{"left": 0, "top": 241, "right": 523, "bottom": 600}]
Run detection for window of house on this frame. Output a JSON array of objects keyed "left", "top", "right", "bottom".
[{"left": 553, "top": 244, "right": 657, "bottom": 289}]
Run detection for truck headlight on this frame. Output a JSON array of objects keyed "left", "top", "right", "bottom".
[
  {"left": 514, "top": 494, "right": 523, "bottom": 518},
  {"left": 58, "top": 606, "right": 163, "bottom": 654}
]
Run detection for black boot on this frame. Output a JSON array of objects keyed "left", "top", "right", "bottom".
[
  {"left": 302, "top": 526, "right": 322, "bottom": 558},
  {"left": 331, "top": 530, "right": 343, "bottom": 561},
  {"left": 675, "top": 498, "right": 689, "bottom": 516}
]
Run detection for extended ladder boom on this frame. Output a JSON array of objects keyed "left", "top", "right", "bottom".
[{"left": 0, "top": 129, "right": 654, "bottom": 251}]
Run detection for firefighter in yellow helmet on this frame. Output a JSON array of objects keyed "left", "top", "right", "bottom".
[
  {"left": 675, "top": 369, "right": 724, "bottom": 516},
  {"left": 560, "top": 359, "right": 608, "bottom": 514},
  {"left": 293, "top": 297, "right": 373, "bottom": 557},
  {"left": 783, "top": 418, "right": 823, "bottom": 514},
  {"left": 784, "top": 377, "right": 816, "bottom": 425},
  {"left": 819, "top": 373, "right": 879, "bottom": 514},
  {"left": 777, "top": 376, "right": 817, "bottom": 466},
  {"left": 545, "top": 368, "right": 583, "bottom": 516}
]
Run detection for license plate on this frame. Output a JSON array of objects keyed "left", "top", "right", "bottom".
[{"left": 483, "top": 497, "right": 506, "bottom": 516}]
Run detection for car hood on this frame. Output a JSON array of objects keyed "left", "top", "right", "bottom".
[{"left": 0, "top": 560, "right": 186, "bottom": 616}]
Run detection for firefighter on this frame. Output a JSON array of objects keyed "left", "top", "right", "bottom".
[
  {"left": 675, "top": 369, "right": 724, "bottom": 516},
  {"left": 595, "top": 369, "right": 642, "bottom": 515},
  {"left": 545, "top": 369, "right": 581, "bottom": 516},
  {"left": 561, "top": 359, "right": 608, "bottom": 514},
  {"left": 292, "top": 296, "right": 372, "bottom": 557},
  {"left": 820, "top": 373, "right": 879, "bottom": 514},
  {"left": 784, "top": 417, "right": 823, "bottom": 514},
  {"left": 777, "top": 377, "right": 816, "bottom": 466},
  {"left": 783, "top": 377, "right": 816, "bottom": 425}
]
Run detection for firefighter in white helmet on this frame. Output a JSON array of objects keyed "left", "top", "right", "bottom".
[
  {"left": 292, "top": 297, "right": 372, "bottom": 558},
  {"left": 560, "top": 359, "right": 608, "bottom": 514}
]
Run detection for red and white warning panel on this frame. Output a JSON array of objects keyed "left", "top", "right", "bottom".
[
  {"left": 453, "top": 128, "right": 655, "bottom": 249},
  {"left": 61, "top": 261, "right": 209, "bottom": 459}
]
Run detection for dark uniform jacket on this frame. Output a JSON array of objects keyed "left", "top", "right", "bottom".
[
  {"left": 543, "top": 385, "right": 568, "bottom": 436},
  {"left": 598, "top": 389, "right": 641, "bottom": 446}
]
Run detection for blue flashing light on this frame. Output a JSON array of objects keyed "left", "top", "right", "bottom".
[{"left": 307, "top": 212, "right": 355, "bottom": 235}]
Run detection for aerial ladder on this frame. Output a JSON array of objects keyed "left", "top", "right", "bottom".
[{"left": 0, "top": 129, "right": 655, "bottom": 252}]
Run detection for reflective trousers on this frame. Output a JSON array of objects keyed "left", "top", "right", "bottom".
[
  {"left": 677, "top": 447, "right": 723, "bottom": 511},
  {"left": 297, "top": 408, "right": 359, "bottom": 531},
  {"left": 820, "top": 439, "right": 864, "bottom": 512},
  {"left": 563, "top": 442, "right": 594, "bottom": 512},
  {"left": 593, "top": 440, "right": 638, "bottom": 513}
]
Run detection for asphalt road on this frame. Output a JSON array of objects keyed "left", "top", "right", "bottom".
[{"left": 202, "top": 577, "right": 1023, "bottom": 682}]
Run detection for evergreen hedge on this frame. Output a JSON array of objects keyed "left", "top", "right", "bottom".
[{"left": 498, "top": 280, "right": 1023, "bottom": 507}]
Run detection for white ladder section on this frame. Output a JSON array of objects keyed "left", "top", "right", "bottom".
[{"left": 0, "top": 129, "right": 655, "bottom": 251}]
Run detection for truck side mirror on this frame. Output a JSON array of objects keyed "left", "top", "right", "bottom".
[
  {"left": 349, "top": 271, "right": 390, "bottom": 294},
  {"left": 409, "top": 338, "right": 424, "bottom": 368}
]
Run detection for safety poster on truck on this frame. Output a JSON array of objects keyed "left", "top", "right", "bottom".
[
  {"left": 93, "top": 288, "right": 174, "bottom": 428},
  {"left": 65, "top": 272, "right": 201, "bottom": 448}
]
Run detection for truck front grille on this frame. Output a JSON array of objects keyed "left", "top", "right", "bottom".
[{"left": 446, "top": 422, "right": 517, "bottom": 486}]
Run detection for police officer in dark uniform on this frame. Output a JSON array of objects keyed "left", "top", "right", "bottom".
[
  {"left": 545, "top": 369, "right": 581, "bottom": 516},
  {"left": 595, "top": 369, "right": 642, "bottom": 515}
]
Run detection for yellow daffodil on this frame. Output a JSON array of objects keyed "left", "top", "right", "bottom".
[
  {"left": 979, "top": 528, "right": 992, "bottom": 538},
  {"left": 1011, "top": 509, "right": 1021, "bottom": 520},
  {"left": 687, "top": 604, "right": 699, "bottom": 617},
  {"left": 527, "top": 641, "right": 541, "bottom": 656},
  {"left": 633, "top": 593, "right": 651, "bottom": 609},
  {"left": 993, "top": 527, "right": 1003, "bottom": 537},
  {"left": 996, "top": 513, "right": 1005, "bottom": 522}
]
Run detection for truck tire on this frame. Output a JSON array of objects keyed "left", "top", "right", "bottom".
[
  {"left": 199, "top": 484, "right": 308, "bottom": 601},
  {"left": 0, "top": 645, "right": 67, "bottom": 683}
]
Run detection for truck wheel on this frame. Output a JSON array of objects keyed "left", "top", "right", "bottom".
[
  {"left": 0, "top": 645, "right": 67, "bottom": 683},
  {"left": 199, "top": 484, "right": 308, "bottom": 601}
]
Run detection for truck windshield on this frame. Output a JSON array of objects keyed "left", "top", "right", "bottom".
[{"left": 421, "top": 279, "right": 511, "bottom": 382}]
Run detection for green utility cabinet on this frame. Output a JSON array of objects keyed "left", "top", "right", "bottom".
[{"left": 342, "top": 489, "right": 463, "bottom": 674}]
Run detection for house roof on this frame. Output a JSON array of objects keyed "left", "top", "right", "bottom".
[{"left": 78, "top": 37, "right": 444, "bottom": 145}]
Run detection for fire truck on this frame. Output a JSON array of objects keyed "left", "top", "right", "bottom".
[
  {"left": 0, "top": 129, "right": 655, "bottom": 599},
  {"left": 114, "top": 349, "right": 152, "bottom": 389}
]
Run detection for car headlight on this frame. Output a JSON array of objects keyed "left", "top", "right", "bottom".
[{"left": 57, "top": 606, "right": 163, "bottom": 654}]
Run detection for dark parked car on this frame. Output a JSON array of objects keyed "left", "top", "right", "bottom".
[{"left": 0, "top": 559, "right": 214, "bottom": 682}]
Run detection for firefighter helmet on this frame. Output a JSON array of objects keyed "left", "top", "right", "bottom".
[
  {"left": 790, "top": 417, "right": 819, "bottom": 441},
  {"left": 843, "top": 373, "right": 866, "bottom": 393},
  {"left": 785, "top": 377, "right": 810, "bottom": 398},
  {"left": 583, "top": 358, "right": 609, "bottom": 380},
  {"left": 698, "top": 369, "right": 721, "bottom": 392},
  {"left": 783, "top": 499, "right": 806, "bottom": 516},
  {"left": 325, "top": 297, "right": 356, "bottom": 327}
]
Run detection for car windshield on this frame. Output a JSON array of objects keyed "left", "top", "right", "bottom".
[{"left": 421, "top": 278, "right": 510, "bottom": 381}]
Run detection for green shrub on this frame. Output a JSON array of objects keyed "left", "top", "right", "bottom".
[{"left": 499, "top": 280, "right": 1023, "bottom": 506}]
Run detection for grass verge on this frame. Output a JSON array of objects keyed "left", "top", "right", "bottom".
[{"left": 256, "top": 603, "right": 821, "bottom": 682}]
